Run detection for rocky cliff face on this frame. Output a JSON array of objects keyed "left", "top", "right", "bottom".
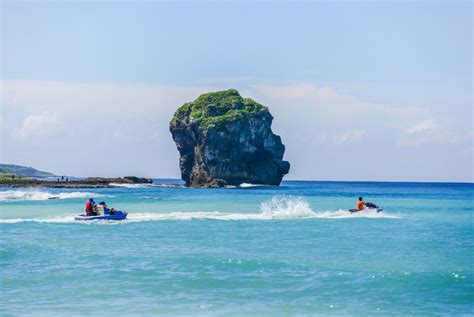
[{"left": 169, "top": 89, "right": 290, "bottom": 187}]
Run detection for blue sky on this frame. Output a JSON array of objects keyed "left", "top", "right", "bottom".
[{"left": 1, "top": 1, "right": 472, "bottom": 182}]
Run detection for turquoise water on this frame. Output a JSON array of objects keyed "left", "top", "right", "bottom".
[{"left": 1, "top": 180, "right": 473, "bottom": 316}]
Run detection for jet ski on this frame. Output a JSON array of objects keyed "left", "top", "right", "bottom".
[
  {"left": 349, "top": 202, "right": 383, "bottom": 213},
  {"left": 75, "top": 210, "right": 128, "bottom": 221}
]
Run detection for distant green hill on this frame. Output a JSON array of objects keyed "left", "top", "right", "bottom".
[{"left": 0, "top": 164, "right": 56, "bottom": 178}]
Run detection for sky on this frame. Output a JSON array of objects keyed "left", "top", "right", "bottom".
[{"left": 1, "top": 1, "right": 472, "bottom": 182}]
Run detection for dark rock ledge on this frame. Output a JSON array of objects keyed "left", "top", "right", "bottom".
[{"left": 0, "top": 176, "right": 152, "bottom": 188}]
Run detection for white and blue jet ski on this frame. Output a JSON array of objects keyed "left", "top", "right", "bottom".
[{"left": 75, "top": 207, "right": 128, "bottom": 221}]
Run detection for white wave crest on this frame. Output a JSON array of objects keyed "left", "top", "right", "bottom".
[
  {"left": 152, "top": 184, "right": 185, "bottom": 188},
  {"left": 109, "top": 183, "right": 151, "bottom": 188},
  {"left": 0, "top": 190, "right": 106, "bottom": 202},
  {"left": 240, "top": 183, "right": 271, "bottom": 188},
  {"left": 240, "top": 183, "right": 258, "bottom": 188},
  {"left": 225, "top": 183, "right": 273, "bottom": 188},
  {"left": 260, "top": 196, "right": 316, "bottom": 218},
  {"left": 0, "top": 216, "right": 76, "bottom": 223},
  {"left": 109, "top": 183, "right": 184, "bottom": 188},
  {"left": 312, "top": 209, "right": 400, "bottom": 219}
]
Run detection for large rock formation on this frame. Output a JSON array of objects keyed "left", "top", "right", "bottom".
[{"left": 169, "top": 89, "right": 290, "bottom": 187}]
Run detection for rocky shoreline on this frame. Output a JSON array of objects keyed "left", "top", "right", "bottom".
[{"left": 0, "top": 176, "right": 153, "bottom": 188}]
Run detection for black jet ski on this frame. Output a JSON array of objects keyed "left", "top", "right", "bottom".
[{"left": 349, "top": 202, "right": 383, "bottom": 213}]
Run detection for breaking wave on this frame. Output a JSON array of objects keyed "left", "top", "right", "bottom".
[
  {"left": 0, "top": 197, "right": 400, "bottom": 224},
  {"left": 239, "top": 183, "right": 260, "bottom": 188},
  {"left": 109, "top": 183, "right": 184, "bottom": 188},
  {"left": 109, "top": 183, "right": 152, "bottom": 188},
  {"left": 239, "top": 183, "right": 271, "bottom": 188},
  {"left": 0, "top": 190, "right": 107, "bottom": 202},
  {"left": 225, "top": 183, "right": 274, "bottom": 189},
  {"left": 0, "top": 216, "right": 77, "bottom": 224}
]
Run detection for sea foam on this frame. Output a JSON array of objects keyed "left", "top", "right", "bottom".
[
  {"left": 109, "top": 183, "right": 152, "bottom": 188},
  {"left": 109, "top": 183, "right": 184, "bottom": 188},
  {"left": 0, "top": 190, "right": 106, "bottom": 202}
]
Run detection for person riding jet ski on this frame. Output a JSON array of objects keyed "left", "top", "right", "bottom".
[
  {"left": 97, "top": 201, "right": 116, "bottom": 215},
  {"left": 85, "top": 198, "right": 97, "bottom": 216},
  {"left": 356, "top": 196, "right": 366, "bottom": 211},
  {"left": 76, "top": 199, "right": 126, "bottom": 220},
  {"left": 349, "top": 197, "right": 383, "bottom": 213}
]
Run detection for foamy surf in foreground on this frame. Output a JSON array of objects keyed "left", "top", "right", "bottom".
[
  {"left": 0, "top": 197, "right": 400, "bottom": 223},
  {"left": 0, "top": 190, "right": 107, "bottom": 202}
]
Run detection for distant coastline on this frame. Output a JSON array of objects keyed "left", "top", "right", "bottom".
[
  {"left": 1, "top": 178, "right": 472, "bottom": 189},
  {"left": 0, "top": 176, "right": 152, "bottom": 188}
]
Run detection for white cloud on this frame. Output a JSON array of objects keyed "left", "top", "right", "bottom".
[
  {"left": 2, "top": 80, "right": 217, "bottom": 122},
  {"left": 399, "top": 118, "right": 463, "bottom": 146},
  {"left": 334, "top": 129, "right": 366, "bottom": 144},
  {"left": 1, "top": 81, "right": 218, "bottom": 177},
  {"left": 403, "top": 119, "right": 438, "bottom": 135},
  {"left": 13, "top": 112, "right": 63, "bottom": 139},
  {"left": 247, "top": 83, "right": 469, "bottom": 147}
]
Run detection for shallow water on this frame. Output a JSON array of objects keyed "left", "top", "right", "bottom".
[{"left": 1, "top": 180, "right": 473, "bottom": 316}]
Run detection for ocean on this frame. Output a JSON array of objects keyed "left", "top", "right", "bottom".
[{"left": 1, "top": 180, "right": 473, "bottom": 316}]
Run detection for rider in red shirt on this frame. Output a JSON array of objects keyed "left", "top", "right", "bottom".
[
  {"left": 85, "top": 198, "right": 96, "bottom": 216},
  {"left": 357, "top": 197, "right": 366, "bottom": 210}
]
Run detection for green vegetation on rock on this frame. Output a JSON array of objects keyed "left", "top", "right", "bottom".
[
  {"left": 171, "top": 89, "right": 268, "bottom": 130},
  {"left": 0, "top": 164, "right": 55, "bottom": 178}
]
